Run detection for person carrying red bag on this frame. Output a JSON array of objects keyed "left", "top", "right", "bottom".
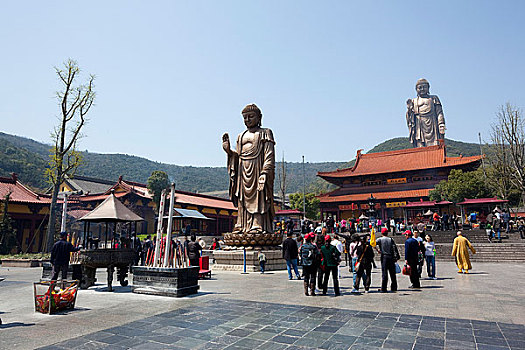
[{"left": 404, "top": 230, "right": 421, "bottom": 289}]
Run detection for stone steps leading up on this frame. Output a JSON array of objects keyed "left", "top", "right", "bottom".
[
  {"left": 396, "top": 242, "right": 525, "bottom": 262},
  {"left": 391, "top": 229, "right": 524, "bottom": 244}
]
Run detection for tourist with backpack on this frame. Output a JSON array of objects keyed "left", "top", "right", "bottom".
[
  {"left": 283, "top": 232, "right": 301, "bottom": 280},
  {"left": 300, "top": 233, "right": 319, "bottom": 296},
  {"left": 375, "top": 227, "right": 400, "bottom": 292},
  {"left": 349, "top": 234, "right": 360, "bottom": 287},
  {"left": 321, "top": 235, "right": 341, "bottom": 296},
  {"left": 413, "top": 231, "right": 425, "bottom": 278},
  {"left": 351, "top": 235, "right": 374, "bottom": 293},
  {"left": 315, "top": 232, "right": 326, "bottom": 290}
]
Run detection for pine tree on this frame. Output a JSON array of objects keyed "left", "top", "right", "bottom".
[{"left": 0, "top": 193, "right": 18, "bottom": 254}]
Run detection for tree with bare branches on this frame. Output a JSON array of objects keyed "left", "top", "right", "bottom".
[
  {"left": 489, "top": 103, "right": 525, "bottom": 206},
  {"left": 44, "top": 59, "right": 95, "bottom": 252}
]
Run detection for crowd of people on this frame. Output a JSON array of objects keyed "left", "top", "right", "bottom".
[
  {"left": 279, "top": 223, "right": 477, "bottom": 297},
  {"left": 298, "top": 209, "right": 525, "bottom": 244}
]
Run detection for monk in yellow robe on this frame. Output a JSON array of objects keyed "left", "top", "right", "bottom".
[{"left": 451, "top": 231, "right": 476, "bottom": 273}]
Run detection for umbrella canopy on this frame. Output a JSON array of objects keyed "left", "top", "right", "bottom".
[
  {"left": 80, "top": 192, "right": 144, "bottom": 222},
  {"left": 359, "top": 214, "right": 369, "bottom": 220},
  {"left": 423, "top": 210, "right": 434, "bottom": 216}
]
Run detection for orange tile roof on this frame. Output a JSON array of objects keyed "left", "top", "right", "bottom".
[
  {"left": 318, "top": 145, "right": 482, "bottom": 179},
  {"left": 319, "top": 189, "right": 431, "bottom": 203},
  {"left": 0, "top": 174, "right": 50, "bottom": 204},
  {"left": 73, "top": 191, "right": 128, "bottom": 202},
  {"left": 174, "top": 191, "right": 236, "bottom": 211},
  {"left": 276, "top": 209, "right": 303, "bottom": 215},
  {"left": 104, "top": 179, "right": 236, "bottom": 211}
]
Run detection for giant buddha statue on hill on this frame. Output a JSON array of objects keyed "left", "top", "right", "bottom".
[
  {"left": 222, "top": 104, "right": 281, "bottom": 247},
  {"left": 406, "top": 78, "right": 446, "bottom": 147}
]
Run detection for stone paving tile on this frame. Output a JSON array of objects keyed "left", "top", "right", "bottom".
[
  {"left": 248, "top": 330, "right": 277, "bottom": 341},
  {"left": 382, "top": 339, "right": 414, "bottom": 350},
  {"left": 477, "top": 345, "right": 511, "bottom": 350},
  {"left": 257, "top": 341, "right": 289, "bottom": 350},
  {"left": 39, "top": 298, "right": 519, "bottom": 350},
  {"left": 507, "top": 339, "right": 525, "bottom": 349}
]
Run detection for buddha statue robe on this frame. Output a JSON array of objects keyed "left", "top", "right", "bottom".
[{"left": 227, "top": 127, "right": 275, "bottom": 234}]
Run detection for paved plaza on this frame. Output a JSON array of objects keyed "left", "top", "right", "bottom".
[{"left": 1, "top": 261, "right": 524, "bottom": 349}]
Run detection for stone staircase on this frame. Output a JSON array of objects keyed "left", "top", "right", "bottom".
[
  {"left": 414, "top": 243, "right": 525, "bottom": 262},
  {"left": 388, "top": 230, "right": 525, "bottom": 262},
  {"left": 392, "top": 229, "right": 523, "bottom": 243}
]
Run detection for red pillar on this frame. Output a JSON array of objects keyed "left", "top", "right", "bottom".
[{"left": 29, "top": 218, "right": 36, "bottom": 253}]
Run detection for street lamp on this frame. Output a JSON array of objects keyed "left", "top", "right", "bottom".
[{"left": 302, "top": 155, "right": 306, "bottom": 220}]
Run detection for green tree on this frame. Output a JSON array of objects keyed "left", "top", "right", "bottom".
[
  {"left": 289, "top": 192, "right": 320, "bottom": 220},
  {"left": 45, "top": 59, "right": 95, "bottom": 252},
  {"left": 147, "top": 171, "right": 169, "bottom": 212},
  {"left": 0, "top": 193, "right": 18, "bottom": 254},
  {"left": 429, "top": 169, "right": 493, "bottom": 203},
  {"left": 488, "top": 103, "right": 525, "bottom": 205}
]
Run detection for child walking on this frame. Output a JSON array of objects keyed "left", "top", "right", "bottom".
[{"left": 258, "top": 250, "right": 267, "bottom": 273}]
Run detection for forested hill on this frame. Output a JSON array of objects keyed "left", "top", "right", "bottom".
[
  {"left": 0, "top": 132, "right": 345, "bottom": 193},
  {"left": 367, "top": 137, "right": 483, "bottom": 157},
  {"left": 0, "top": 132, "right": 485, "bottom": 194}
]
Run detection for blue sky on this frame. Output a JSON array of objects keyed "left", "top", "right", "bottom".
[{"left": 1, "top": 1, "right": 524, "bottom": 166}]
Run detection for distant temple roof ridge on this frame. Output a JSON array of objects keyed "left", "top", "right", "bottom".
[
  {"left": 0, "top": 173, "right": 49, "bottom": 204},
  {"left": 109, "top": 176, "right": 234, "bottom": 203},
  {"left": 69, "top": 174, "right": 115, "bottom": 184},
  {"left": 318, "top": 143, "right": 483, "bottom": 181}
]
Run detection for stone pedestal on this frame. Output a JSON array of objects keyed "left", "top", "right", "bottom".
[
  {"left": 131, "top": 266, "right": 199, "bottom": 297},
  {"left": 213, "top": 249, "right": 286, "bottom": 272}
]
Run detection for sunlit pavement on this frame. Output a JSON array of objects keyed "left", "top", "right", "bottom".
[{"left": 1, "top": 261, "right": 524, "bottom": 349}]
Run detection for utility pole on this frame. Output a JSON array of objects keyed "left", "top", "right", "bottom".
[
  {"left": 58, "top": 190, "right": 80, "bottom": 234},
  {"left": 60, "top": 193, "right": 68, "bottom": 233},
  {"left": 478, "top": 132, "right": 487, "bottom": 180},
  {"left": 302, "top": 155, "right": 306, "bottom": 220},
  {"left": 279, "top": 153, "right": 287, "bottom": 210}
]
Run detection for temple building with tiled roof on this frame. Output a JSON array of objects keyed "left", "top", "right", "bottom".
[
  {"left": 65, "top": 176, "right": 237, "bottom": 237},
  {"left": 1, "top": 173, "right": 240, "bottom": 253},
  {"left": 317, "top": 141, "right": 483, "bottom": 222},
  {"left": 0, "top": 173, "right": 50, "bottom": 253},
  {"left": 60, "top": 175, "right": 114, "bottom": 195}
]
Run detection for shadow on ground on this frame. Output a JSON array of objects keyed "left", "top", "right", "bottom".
[{"left": 0, "top": 322, "right": 35, "bottom": 329}]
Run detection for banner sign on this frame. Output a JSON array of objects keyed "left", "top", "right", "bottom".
[
  {"left": 386, "top": 201, "right": 407, "bottom": 208},
  {"left": 387, "top": 178, "right": 407, "bottom": 184},
  {"left": 339, "top": 204, "right": 358, "bottom": 211},
  {"left": 361, "top": 203, "right": 381, "bottom": 210}
]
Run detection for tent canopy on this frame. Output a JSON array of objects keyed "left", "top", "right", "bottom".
[
  {"left": 173, "top": 208, "right": 212, "bottom": 220},
  {"left": 423, "top": 210, "right": 434, "bottom": 216},
  {"left": 457, "top": 197, "right": 508, "bottom": 206},
  {"left": 80, "top": 192, "right": 144, "bottom": 222}
]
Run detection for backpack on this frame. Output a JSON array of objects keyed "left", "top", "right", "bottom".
[
  {"left": 390, "top": 238, "right": 401, "bottom": 261},
  {"left": 332, "top": 246, "right": 342, "bottom": 265},
  {"left": 300, "top": 244, "right": 316, "bottom": 266}
]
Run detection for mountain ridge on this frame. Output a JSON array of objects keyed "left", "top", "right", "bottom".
[{"left": 0, "top": 132, "right": 484, "bottom": 194}]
